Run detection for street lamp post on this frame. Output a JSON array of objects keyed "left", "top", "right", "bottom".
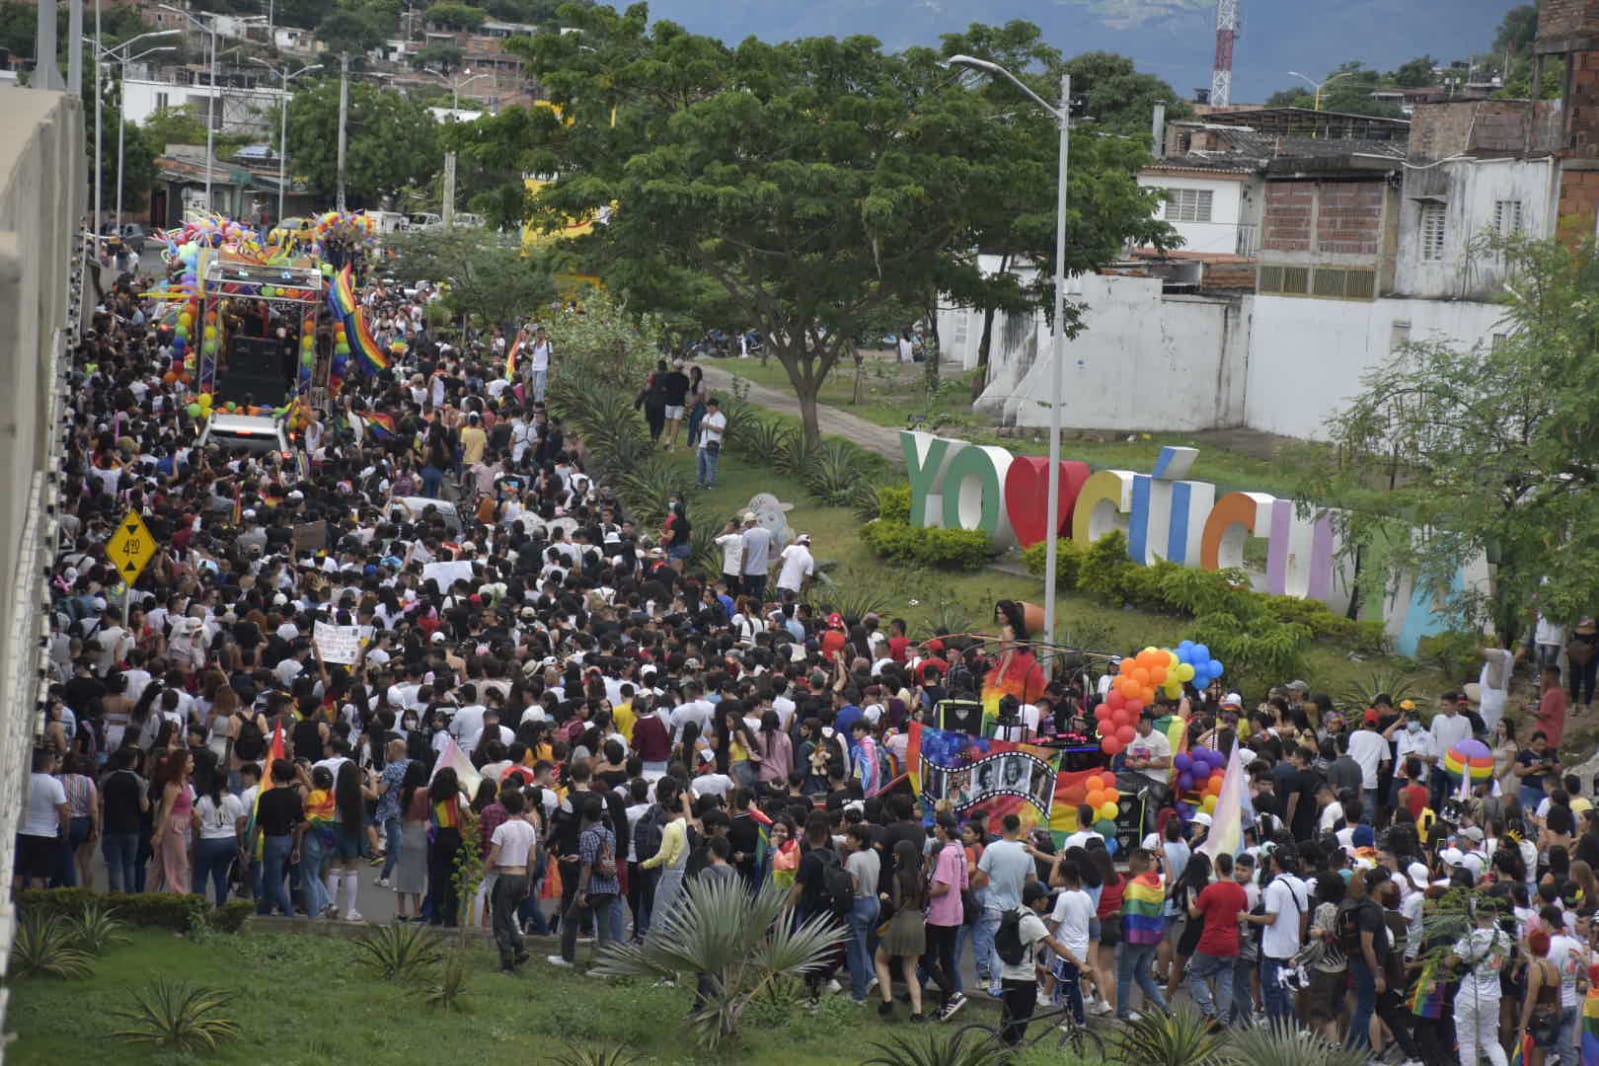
[
  {"left": 424, "top": 67, "right": 489, "bottom": 113},
  {"left": 1287, "top": 69, "right": 1354, "bottom": 112},
  {"left": 948, "top": 55, "right": 1072, "bottom": 654},
  {"left": 159, "top": 5, "right": 221, "bottom": 208},
  {"left": 89, "top": 33, "right": 180, "bottom": 230},
  {"left": 251, "top": 58, "right": 322, "bottom": 226}
]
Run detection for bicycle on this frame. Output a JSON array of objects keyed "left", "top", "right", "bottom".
[{"left": 952, "top": 1001, "right": 1108, "bottom": 1060}]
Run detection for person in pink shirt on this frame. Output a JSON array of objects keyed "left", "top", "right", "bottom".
[
  {"left": 926, "top": 812, "right": 970, "bottom": 1021},
  {"left": 1539, "top": 665, "right": 1569, "bottom": 748}
]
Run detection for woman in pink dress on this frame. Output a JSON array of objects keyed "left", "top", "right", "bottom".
[{"left": 150, "top": 750, "right": 195, "bottom": 894}]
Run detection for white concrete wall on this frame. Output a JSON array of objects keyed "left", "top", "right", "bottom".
[
  {"left": 969, "top": 273, "right": 1251, "bottom": 432},
  {"left": 1243, "top": 294, "right": 1512, "bottom": 439},
  {"left": 1138, "top": 173, "right": 1253, "bottom": 255},
  {"left": 1392, "top": 157, "right": 1557, "bottom": 301},
  {"left": 123, "top": 78, "right": 285, "bottom": 134}
]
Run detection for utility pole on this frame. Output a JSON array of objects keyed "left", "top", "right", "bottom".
[
  {"left": 207, "top": 26, "right": 218, "bottom": 207},
  {"left": 68, "top": 0, "right": 84, "bottom": 93},
  {"left": 92, "top": 0, "right": 103, "bottom": 237},
  {"left": 336, "top": 53, "right": 350, "bottom": 212},
  {"left": 442, "top": 150, "right": 456, "bottom": 226}
]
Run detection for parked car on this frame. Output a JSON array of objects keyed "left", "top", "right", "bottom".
[{"left": 197, "top": 412, "right": 292, "bottom": 456}]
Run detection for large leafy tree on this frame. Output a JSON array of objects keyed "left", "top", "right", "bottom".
[
  {"left": 506, "top": 3, "right": 1169, "bottom": 447},
  {"left": 386, "top": 229, "right": 556, "bottom": 327},
  {"left": 286, "top": 80, "right": 440, "bottom": 207},
  {"left": 1308, "top": 237, "right": 1599, "bottom": 638},
  {"left": 1060, "top": 49, "right": 1190, "bottom": 135}
]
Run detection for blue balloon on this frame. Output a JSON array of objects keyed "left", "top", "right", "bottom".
[
  {"left": 1174, "top": 753, "right": 1192, "bottom": 772},
  {"left": 1192, "top": 644, "right": 1210, "bottom": 663},
  {"left": 1207, "top": 658, "right": 1224, "bottom": 678},
  {"left": 172, "top": 336, "right": 186, "bottom": 352},
  {"left": 1178, "top": 639, "right": 1195, "bottom": 652}
]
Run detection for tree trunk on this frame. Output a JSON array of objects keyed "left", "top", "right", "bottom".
[
  {"left": 972, "top": 303, "right": 998, "bottom": 401},
  {"left": 796, "top": 381, "right": 823, "bottom": 452}
]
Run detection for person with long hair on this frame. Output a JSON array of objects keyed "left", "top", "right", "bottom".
[
  {"left": 1166, "top": 850, "right": 1212, "bottom": 1002},
  {"left": 756, "top": 709, "right": 793, "bottom": 790},
  {"left": 149, "top": 749, "right": 195, "bottom": 894},
  {"left": 392, "top": 760, "right": 431, "bottom": 921},
  {"left": 191, "top": 761, "right": 243, "bottom": 906},
  {"left": 328, "top": 762, "right": 378, "bottom": 921},
  {"left": 55, "top": 755, "right": 99, "bottom": 889},
  {"left": 876, "top": 837, "right": 930, "bottom": 1021},
  {"left": 428, "top": 767, "right": 467, "bottom": 927},
  {"left": 301, "top": 765, "right": 337, "bottom": 918}
]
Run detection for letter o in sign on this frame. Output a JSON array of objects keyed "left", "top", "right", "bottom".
[{"left": 940, "top": 446, "right": 1012, "bottom": 539}]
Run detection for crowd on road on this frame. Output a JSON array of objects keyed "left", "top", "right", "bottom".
[{"left": 18, "top": 257, "right": 1599, "bottom": 1066}]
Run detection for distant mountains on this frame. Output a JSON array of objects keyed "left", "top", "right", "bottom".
[{"left": 643, "top": 0, "right": 1522, "bottom": 103}]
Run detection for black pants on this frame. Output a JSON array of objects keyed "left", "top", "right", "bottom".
[
  {"left": 556, "top": 857, "right": 583, "bottom": 934},
  {"left": 1412, "top": 1005, "right": 1455, "bottom": 1066},
  {"left": 1374, "top": 988, "right": 1423, "bottom": 1060},
  {"left": 427, "top": 828, "right": 462, "bottom": 927},
  {"left": 645, "top": 403, "right": 665, "bottom": 441},
  {"left": 922, "top": 923, "right": 959, "bottom": 1005},
  {"left": 491, "top": 873, "right": 530, "bottom": 967},
  {"left": 1571, "top": 656, "right": 1598, "bottom": 705},
  {"left": 1000, "top": 978, "right": 1038, "bottom": 1045}
]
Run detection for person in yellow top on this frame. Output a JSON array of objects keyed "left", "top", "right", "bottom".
[
  {"left": 640, "top": 782, "right": 695, "bottom": 932},
  {"left": 612, "top": 697, "right": 638, "bottom": 744},
  {"left": 460, "top": 412, "right": 488, "bottom": 467}
]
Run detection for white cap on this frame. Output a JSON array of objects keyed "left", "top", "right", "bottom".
[
  {"left": 1406, "top": 862, "right": 1431, "bottom": 892},
  {"left": 1192, "top": 812, "right": 1212, "bottom": 827}
]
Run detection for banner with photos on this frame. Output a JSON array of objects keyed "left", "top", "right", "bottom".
[{"left": 904, "top": 722, "right": 1060, "bottom": 828}]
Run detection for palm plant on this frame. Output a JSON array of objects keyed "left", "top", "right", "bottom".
[
  {"left": 422, "top": 951, "right": 472, "bottom": 1012},
  {"left": 67, "top": 900, "right": 129, "bottom": 955},
  {"left": 1112, "top": 1004, "right": 1228, "bottom": 1066},
  {"left": 589, "top": 877, "right": 847, "bottom": 1051},
  {"left": 1335, "top": 667, "right": 1421, "bottom": 713},
  {"left": 353, "top": 921, "right": 445, "bottom": 982},
  {"left": 111, "top": 980, "right": 240, "bottom": 1051},
  {"left": 10, "top": 914, "right": 94, "bottom": 979},
  {"left": 545, "top": 1044, "right": 641, "bottom": 1066},
  {"left": 804, "top": 439, "right": 879, "bottom": 507},
  {"left": 1223, "top": 1025, "right": 1371, "bottom": 1066},
  {"left": 860, "top": 1028, "right": 1013, "bottom": 1066},
  {"left": 804, "top": 573, "right": 893, "bottom": 622}
]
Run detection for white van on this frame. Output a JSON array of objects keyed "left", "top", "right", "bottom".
[{"left": 198, "top": 412, "right": 292, "bottom": 456}]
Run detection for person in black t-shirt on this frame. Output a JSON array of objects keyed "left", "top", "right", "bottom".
[
  {"left": 660, "top": 364, "right": 690, "bottom": 450},
  {"left": 253, "top": 759, "right": 305, "bottom": 916},
  {"left": 100, "top": 747, "right": 149, "bottom": 893}
]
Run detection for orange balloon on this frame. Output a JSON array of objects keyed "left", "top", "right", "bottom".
[
  {"left": 1086, "top": 775, "right": 1105, "bottom": 792},
  {"left": 1150, "top": 666, "right": 1167, "bottom": 685},
  {"left": 1087, "top": 790, "right": 1105, "bottom": 809},
  {"left": 1118, "top": 659, "right": 1136, "bottom": 677},
  {"left": 1207, "top": 777, "right": 1224, "bottom": 796},
  {"left": 1142, "top": 687, "right": 1157, "bottom": 704},
  {"left": 1103, "top": 787, "right": 1120, "bottom": 805},
  {"left": 1132, "top": 668, "right": 1150, "bottom": 686}
]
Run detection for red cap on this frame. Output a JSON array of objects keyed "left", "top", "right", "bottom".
[
  {"left": 1364, "top": 709, "right": 1380, "bottom": 726},
  {"left": 827, "top": 613, "right": 844, "bottom": 627}
]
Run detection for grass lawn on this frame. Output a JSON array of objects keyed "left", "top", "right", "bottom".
[
  {"left": 655, "top": 446, "right": 1447, "bottom": 701},
  {"left": 5, "top": 928, "right": 1079, "bottom": 1066}
]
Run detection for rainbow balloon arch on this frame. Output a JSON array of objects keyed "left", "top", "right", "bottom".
[{"left": 151, "top": 212, "right": 381, "bottom": 424}]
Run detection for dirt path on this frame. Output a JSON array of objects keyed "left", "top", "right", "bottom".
[{"left": 698, "top": 363, "right": 906, "bottom": 462}]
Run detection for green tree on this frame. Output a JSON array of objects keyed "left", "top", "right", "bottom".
[
  {"left": 506, "top": 4, "right": 1172, "bottom": 448},
  {"left": 1495, "top": 3, "right": 1538, "bottom": 56},
  {"left": 1265, "top": 86, "right": 1314, "bottom": 108},
  {"left": 317, "top": 9, "right": 386, "bottom": 60},
  {"left": 424, "top": 2, "right": 486, "bottom": 30},
  {"left": 140, "top": 105, "right": 211, "bottom": 151},
  {"left": 387, "top": 228, "right": 556, "bottom": 326},
  {"left": 1390, "top": 56, "right": 1438, "bottom": 88},
  {"left": 1308, "top": 236, "right": 1599, "bottom": 638},
  {"left": 287, "top": 80, "right": 440, "bottom": 207},
  {"left": 1061, "top": 49, "right": 1191, "bottom": 135},
  {"left": 413, "top": 42, "right": 465, "bottom": 71},
  {"left": 936, "top": 23, "right": 1174, "bottom": 397}
]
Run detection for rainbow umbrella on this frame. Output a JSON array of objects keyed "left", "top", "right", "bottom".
[{"left": 1444, "top": 737, "right": 1495, "bottom": 784}]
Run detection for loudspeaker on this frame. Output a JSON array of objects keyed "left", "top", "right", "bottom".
[{"left": 936, "top": 699, "right": 983, "bottom": 736}]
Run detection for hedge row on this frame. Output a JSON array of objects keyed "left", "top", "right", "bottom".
[{"left": 18, "top": 888, "right": 253, "bottom": 934}]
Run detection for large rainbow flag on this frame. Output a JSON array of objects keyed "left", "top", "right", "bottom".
[
  {"left": 1121, "top": 870, "right": 1165, "bottom": 945},
  {"left": 327, "top": 265, "right": 389, "bottom": 374},
  {"left": 1582, "top": 980, "right": 1599, "bottom": 1065},
  {"left": 244, "top": 724, "right": 287, "bottom": 857}
]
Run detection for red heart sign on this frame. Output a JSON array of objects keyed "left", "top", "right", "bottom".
[{"left": 1004, "top": 457, "right": 1092, "bottom": 548}]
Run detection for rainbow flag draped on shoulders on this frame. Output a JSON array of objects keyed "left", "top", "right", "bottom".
[
  {"left": 1121, "top": 870, "right": 1165, "bottom": 945},
  {"left": 244, "top": 724, "right": 286, "bottom": 858},
  {"left": 1581, "top": 979, "right": 1599, "bottom": 1065}
]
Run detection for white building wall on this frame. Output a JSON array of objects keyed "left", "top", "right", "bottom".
[
  {"left": 1392, "top": 157, "right": 1557, "bottom": 300},
  {"left": 122, "top": 78, "right": 285, "bottom": 134},
  {"left": 969, "top": 273, "right": 1251, "bottom": 432},
  {"left": 1243, "top": 294, "right": 1512, "bottom": 438},
  {"left": 1137, "top": 173, "right": 1253, "bottom": 255}
]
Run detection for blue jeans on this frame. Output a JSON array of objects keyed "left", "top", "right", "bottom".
[
  {"left": 301, "top": 833, "right": 330, "bottom": 917},
  {"left": 1555, "top": 1004, "right": 1580, "bottom": 1066},
  {"left": 1346, "top": 958, "right": 1377, "bottom": 1049},
  {"left": 1053, "top": 960, "right": 1085, "bottom": 1024},
  {"left": 257, "top": 834, "right": 295, "bottom": 916},
  {"left": 969, "top": 904, "right": 999, "bottom": 986},
  {"left": 531, "top": 368, "right": 548, "bottom": 403},
  {"left": 381, "top": 817, "right": 402, "bottom": 880},
  {"left": 101, "top": 831, "right": 141, "bottom": 893},
  {"left": 609, "top": 895, "right": 626, "bottom": 944},
  {"left": 846, "top": 896, "right": 880, "bottom": 1001},
  {"left": 421, "top": 466, "right": 444, "bottom": 499},
  {"left": 193, "top": 837, "right": 236, "bottom": 906},
  {"left": 1187, "top": 950, "right": 1233, "bottom": 1019},
  {"left": 697, "top": 446, "right": 720, "bottom": 487},
  {"left": 1228, "top": 956, "right": 1255, "bottom": 1027},
  {"left": 1261, "top": 957, "right": 1296, "bottom": 1027},
  {"left": 1116, "top": 940, "right": 1167, "bottom": 1018}
]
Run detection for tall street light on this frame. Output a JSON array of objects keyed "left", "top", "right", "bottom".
[
  {"left": 948, "top": 54, "right": 1072, "bottom": 654},
  {"left": 90, "top": 32, "right": 180, "bottom": 230},
  {"left": 159, "top": 4, "right": 221, "bottom": 207},
  {"left": 1287, "top": 69, "right": 1354, "bottom": 112},
  {"left": 424, "top": 66, "right": 489, "bottom": 112},
  {"left": 251, "top": 58, "right": 321, "bottom": 226}
]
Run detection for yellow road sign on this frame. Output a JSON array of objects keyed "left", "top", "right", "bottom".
[{"left": 106, "top": 511, "right": 156, "bottom": 584}]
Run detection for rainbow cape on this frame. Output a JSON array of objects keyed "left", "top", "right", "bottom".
[
  {"left": 1121, "top": 870, "right": 1165, "bottom": 945},
  {"left": 1582, "top": 984, "right": 1599, "bottom": 1064},
  {"left": 351, "top": 307, "right": 389, "bottom": 372},
  {"left": 505, "top": 335, "right": 522, "bottom": 381}
]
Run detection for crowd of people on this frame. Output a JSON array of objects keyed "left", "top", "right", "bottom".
[{"left": 20, "top": 251, "right": 1599, "bottom": 1066}]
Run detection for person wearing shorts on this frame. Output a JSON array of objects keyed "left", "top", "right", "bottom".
[{"left": 16, "top": 749, "right": 67, "bottom": 890}]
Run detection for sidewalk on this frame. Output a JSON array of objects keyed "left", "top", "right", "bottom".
[{"left": 698, "top": 363, "right": 905, "bottom": 462}]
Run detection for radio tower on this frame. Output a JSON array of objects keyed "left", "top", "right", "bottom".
[{"left": 1211, "top": 0, "right": 1239, "bottom": 108}]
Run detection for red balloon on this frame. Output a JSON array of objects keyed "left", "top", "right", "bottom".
[
  {"left": 1094, "top": 704, "right": 1113, "bottom": 721},
  {"left": 1102, "top": 736, "right": 1124, "bottom": 756},
  {"left": 1125, "top": 698, "right": 1144, "bottom": 717},
  {"left": 1106, "top": 690, "right": 1126, "bottom": 711},
  {"left": 1116, "top": 724, "right": 1136, "bottom": 744}
]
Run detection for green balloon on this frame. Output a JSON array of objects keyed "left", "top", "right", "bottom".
[
  {"left": 186, "top": 402, "right": 203, "bottom": 417},
  {"left": 301, "top": 350, "right": 315, "bottom": 368}
]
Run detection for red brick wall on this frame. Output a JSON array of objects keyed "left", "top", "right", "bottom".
[
  {"left": 1558, "top": 168, "right": 1599, "bottom": 242},
  {"left": 1315, "top": 182, "right": 1383, "bottom": 255},
  {"left": 1262, "top": 183, "right": 1313, "bottom": 252},
  {"left": 1539, "top": 0, "right": 1599, "bottom": 42}
]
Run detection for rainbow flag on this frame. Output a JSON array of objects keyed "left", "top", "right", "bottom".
[
  {"left": 1409, "top": 957, "right": 1445, "bottom": 1018},
  {"left": 328, "top": 263, "right": 358, "bottom": 318},
  {"left": 1581, "top": 984, "right": 1599, "bottom": 1064},
  {"left": 505, "top": 335, "right": 523, "bottom": 381},
  {"left": 1198, "top": 741, "right": 1247, "bottom": 861},
  {"left": 750, "top": 805, "right": 772, "bottom": 881},
  {"left": 245, "top": 724, "right": 286, "bottom": 857},
  {"left": 365, "top": 411, "right": 396, "bottom": 441},
  {"left": 429, "top": 734, "right": 482, "bottom": 800},
  {"left": 350, "top": 308, "right": 389, "bottom": 373},
  {"left": 1121, "top": 870, "right": 1165, "bottom": 944}
]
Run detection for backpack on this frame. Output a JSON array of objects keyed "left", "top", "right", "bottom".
[
  {"left": 995, "top": 907, "right": 1028, "bottom": 966},
  {"left": 812, "top": 847, "right": 855, "bottom": 920},
  {"left": 633, "top": 804, "right": 668, "bottom": 865},
  {"left": 587, "top": 825, "right": 617, "bottom": 879},
  {"left": 1337, "top": 899, "right": 1383, "bottom": 958}
]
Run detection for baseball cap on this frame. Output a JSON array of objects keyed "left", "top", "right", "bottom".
[
  {"left": 1286, "top": 680, "right": 1309, "bottom": 692},
  {"left": 827, "top": 612, "right": 844, "bottom": 628},
  {"left": 1192, "top": 812, "right": 1212, "bottom": 827},
  {"left": 796, "top": 533, "right": 811, "bottom": 544},
  {"left": 1221, "top": 692, "right": 1242, "bottom": 708},
  {"left": 1461, "top": 825, "right": 1485, "bottom": 843},
  {"left": 1363, "top": 709, "right": 1380, "bottom": 726},
  {"left": 1022, "top": 882, "right": 1051, "bottom": 906},
  {"left": 1406, "top": 861, "right": 1432, "bottom": 891}
]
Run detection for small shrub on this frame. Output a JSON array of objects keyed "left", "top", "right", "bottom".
[
  {"left": 862, "top": 1027, "right": 1013, "bottom": 1066},
  {"left": 875, "top": 484, "right": 912, "bottom": 525},
  {"left": 211, "top": 900, "right": 254, "bottom": 934},
  {"left": 112, "top": 980, "right": 240, "bottom": 1052},
  {"left": 355, "top": 921, "right": 445, "bottom": 982},
  {"left": 733, "top": 417, "right": 793, "bottom": 462},
  {"left": 423, "top": 951, "right": 472, "bottom": 1013},
  {"left": 546, "top": 1045, "right": 642, "bottom": 1066},
  {"left": 860, "top": 518, "right": 994, "bottom": 571},
  {"left": 10, "top": 914, "right": 94, "bottom": 979},
  {"left": 804, "top": 439, "right": 884, "bottom": 507},
  {"left": 20, "top": 887, "right": 211, "bottom": 932},
  {"left": 1337, "top": 668, "right": 1422, "bottom": 712},
  {"left": 67, "top": 900, "right": 129, "bottom": 955},
  {"left": 1352, "top": 619, "right": 1391, "bottom": 656},
  {"left": 1078, "top": 531, "right": 1137, "bottom": 604},
  {"left": 1186, "top": 611, "right": 1312, "bottom": 681},
  {"left": 804, "top": 576, "right": 894, "bottom": 622},
  {"left": 1020, "top": 537, "right": 1084, "bottom": 590},
  {"left": 1417, "top": 630, "right": 1480, "bottom": 680}
]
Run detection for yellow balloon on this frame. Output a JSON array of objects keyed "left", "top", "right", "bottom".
[
  {"left": 1098, "top": 802, "right": 1119, "bottom": 822},
  {"left": 1201, "top": 795, "right": 1218, "bottom": 814},
  {"left": 1165, "top": 650, "right": 1180, "bottom": 667},
  {"left": 1141, "top": 646, "right": 1158, "bottom": 657}
]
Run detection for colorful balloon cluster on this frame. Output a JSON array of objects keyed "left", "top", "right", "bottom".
[
  {"left": 1098, "top": 642, "right": 1223, "bottom": 756},
  {"left": 1173, "top": 640, "right": 1226, "bottom": 690},
  {"left": 1175, "top": 746, "right": 1227, "bottom": 814},
  {"left": 1443, "top": 738, "right": 1494, "bottom": 784},
  {"left": 1059, "top": 773, "right": 1122, "bottom": 836}
]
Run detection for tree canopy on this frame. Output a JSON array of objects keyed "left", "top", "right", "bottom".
[
  {"left": 286, "top": 80, "right": 440, "bottom": 207},
  {"left": 497, "top": 4, "right": 1169, "bottom": 446},
  {"left": 386, "top": 229, "right": 556, "bottom": 326},
  {"left": 1308, "top": 237, "right": 1599, "bottom": 637}
]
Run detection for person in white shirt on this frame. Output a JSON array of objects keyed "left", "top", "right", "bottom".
[
  {"left": 485, "top": 789, "right": 540, "bottom": 972},
  {"left": 1478, "top": 642, "right": 1514, "bottom": 734},
  {"left": 696, "top": 396, "right": 728, "bottom": 489},
  {"left": 1346, "top": 712, "right": 1390, "bottom": 811},
  {"left": 1429, "top": 699, "right": 1472, "bottom": 761},
  {"left": 690, "top": 768, "right": 734, "bottom": 800},
  {"left": 1390, "top": 709, "right": 1436, "bottom": 792},
  {"left": 1124, "top": 712, "right": 1172, "bottom": 785},
  {"left": 1046, "top": 858, "right": 1096, "bottom": 1022},
  {"left": 775, "top": 535, "right": 815, "bottom": 596},
  {"left": 1245, "top": 847, "right": 1308, "bottom": 1027},
  {"left": 528, "top": 327, "right": 552, "bottom": 403},
  {"left": 669, "top": 685, "right": 714, "bottom": 742}
]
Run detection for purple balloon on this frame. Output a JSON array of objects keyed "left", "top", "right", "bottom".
[
  {"left": 1174, "top": 753, "right": 1193, "bottom": 772},
  {"left": 1178, "top": 772, "right": 1194, "bottom": 791}
]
